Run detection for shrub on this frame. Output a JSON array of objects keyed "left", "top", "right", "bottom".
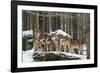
[{"left": 22, "top": 34, "right": 33, "bottom": 51}]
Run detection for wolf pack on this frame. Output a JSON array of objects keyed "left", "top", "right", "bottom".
[{"left": 33, "top": 31, "right": 87, "bottom": 55}]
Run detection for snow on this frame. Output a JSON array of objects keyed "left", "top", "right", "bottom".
[
  {"left": 61, "top": 52, "right": 86, "bottom": 59},
  {"left": 22, "top": 49, "right": 34, "bottom": 63},
  {"left": 55, "top": 29, "right": 72, "bottom": 38},
  {"left": 27, "top": 39, "right": 33, "bottom": 42},
  {"left": 22, "top": 49, "right": 86, "bottom": 63},
  {"left": 50, "top": 29, "right": 72, "bottom": 38},
  {"left": 22, "top": 30, "right": 33, "bottom": 37}
]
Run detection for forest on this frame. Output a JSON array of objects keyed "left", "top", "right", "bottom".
[{"left": 22, "top": 10, "right": 90, "bottom": 59}]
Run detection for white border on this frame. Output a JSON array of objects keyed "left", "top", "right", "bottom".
[{"left": 17, "top": 5, "right": 94, "bottom": 68}]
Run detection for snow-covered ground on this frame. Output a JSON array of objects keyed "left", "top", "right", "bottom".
[
  {"left": 22, "top": 49, "right": 87, "bottom": 63},
  {"left": 22, "top": 49, "right": 33, "bottom": 63}
]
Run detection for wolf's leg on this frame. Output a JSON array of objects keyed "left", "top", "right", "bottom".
[
  {"left": 64, "top": 46, "right": 66, "bottom": 52},
  {"left": 59, "top": 44, "right": 62, "bottom": 52}
]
